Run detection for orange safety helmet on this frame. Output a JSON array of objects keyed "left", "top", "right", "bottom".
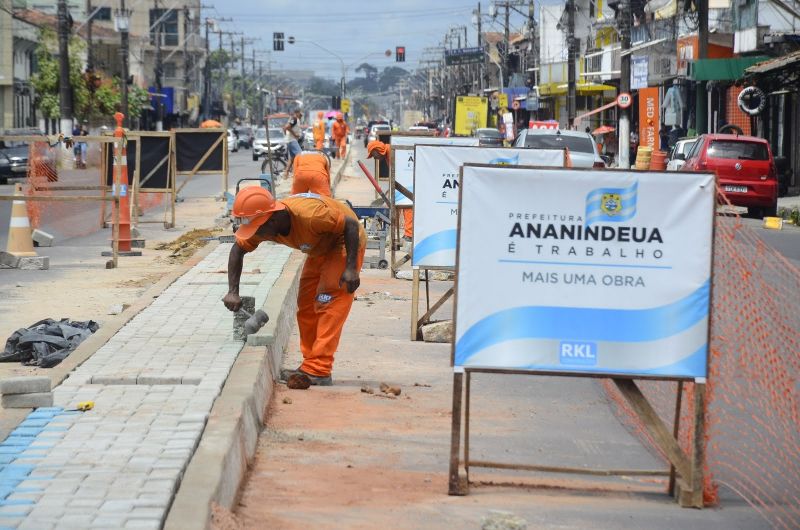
[
  {"left": 317, "top": 111, "right": 324, "bottom": 119},
  {"left": 232, "top": 187, "right": 286, "bottom": 240},
  {"left": 336, "top": 112, "right": 344, "bottom": 120}
]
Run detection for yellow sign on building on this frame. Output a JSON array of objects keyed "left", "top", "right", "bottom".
[
  {"left": 341, "top": 99, "right": 351, "bottom": 113},
  {"left": 454, "top": 96, "right": 488, "bottom": 136},
  {"left": 497, "top": 93, "right": 508, "bottom": 109}
]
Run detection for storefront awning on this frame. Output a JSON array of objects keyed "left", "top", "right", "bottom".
[
  {"left": 690, "top": 56, "right": 769, "bottom": 81},
  {"left": 746, "top": 50, "right": 800, "bottom": 75},
  {"left": 538, "top": 82, "right": 616, "bottom": 96}
]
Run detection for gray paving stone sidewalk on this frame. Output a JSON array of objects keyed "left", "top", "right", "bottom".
[{"left": 0, "top": 242, "right": 292, "bottom": 529}]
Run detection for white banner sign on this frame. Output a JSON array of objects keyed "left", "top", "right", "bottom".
[
  {"left": 413, "top": 146, "right": 566, "bottom": 268},
  {"left": 391, "top": 136, "right": 478, "bottom": 206},
  {"left": 454, "top": 166, "right": 714, "bottom": 379}
]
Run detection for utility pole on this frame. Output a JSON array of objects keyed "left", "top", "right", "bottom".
[
  {"left": 477, "top": 2, "right": 484, "bottom": 92},
  {"left": 240, "top": 37, "right": 246, "bottom": 121},
  {"left": 57, "top": 0, "right": 73, "bottom": 134},
  {"left": 116, "top": 0, "right": 131, "bottom": 128},
  {"left": 696, "top": 0, "right": 708, "bottom": 133},
  {"left": 86, "top": 0, "right": 94, "bottom": 72},
  {"left": 618, "top": 0, "right": 631, "bottom": 168},
  {"left": 566, "top": 0, "right": 576, "bottom": 128},
  {"left": 202, "top": 18, "right": 210, "bottom": 120},
  {"left": 504, "top": 2, "right": 510, "bottom": 87},
  {"left": 183, "top": 6, "right": 191, "bottom": 126},
  {"left": 154, "top": 0, "right": 164, "bottom": 131}
]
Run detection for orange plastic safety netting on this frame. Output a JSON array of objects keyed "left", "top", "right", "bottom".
[
  {"left": 25, "top": 140, "right": 164, "bottom": 240},
  {"left": 603, "top": 189, "right": 800, "bottom": 529}
]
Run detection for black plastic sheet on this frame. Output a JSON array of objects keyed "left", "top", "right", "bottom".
[{"left": 1, "top": 319, "right": 99, "bottom": 368}]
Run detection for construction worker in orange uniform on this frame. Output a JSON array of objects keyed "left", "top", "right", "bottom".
[
  {"left": 291, "top": 151, "right": 331, "bottom": 197},
  {"left": 223, "top": 187, "right": 366, "bottom": 386},
  {"left": 331, "top": 112, "right": 349, "bottom": 159},
  {"left": 367, "top": 140, "right": 413, "bottom": 242},
  {"left": 312, "top": 111, "right": 326, "bottom": 150}
]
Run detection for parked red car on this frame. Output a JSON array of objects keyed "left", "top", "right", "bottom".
[{"left": 681, "top": 133, "right": 778, "bottom": 218}]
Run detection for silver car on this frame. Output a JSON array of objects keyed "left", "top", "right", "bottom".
[
  {"left": 252, "top": 127, "right": 287, "bottom": 162},
  {"left": 666, "top": 138, "right": 698, "bottom": 171},
  {"left": 514, "top": 128, "right": 605, "bottom": 168}
]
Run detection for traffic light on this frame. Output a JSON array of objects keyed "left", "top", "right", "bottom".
[
  {"left": 331, "top": 96, "right": 341, "bottom": 109},
  {"left": 396, "top": 46, "right": 405, "bottom": 62},
  {"left": 273, "top": 32, "right": 284, "bottom": 51}
]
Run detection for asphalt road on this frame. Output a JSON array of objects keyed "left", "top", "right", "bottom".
[{"left": 0, "top": 148, "right": 261, "bottom": 250}]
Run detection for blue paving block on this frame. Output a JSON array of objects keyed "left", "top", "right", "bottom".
[
  {"left": 0, "top": 438, "right": 32, "bottom": 447},
  {"left": 0, "top": 448, "right": 23, "bottom": 456},
  {"left": 0, "top": 457, "right": 14, "bottom": 466},
  {"left": 0, "top": 487, "right": 13, "bottom": 500},
  {"left": 0, "top": 466, "right": 33, "bottom": 479},
  {"left": 18, "top": 419, "right": 49, "bottom": 428},
  {"left": 0, "top": 524, "right": 18, "bottom": 529},
  {"left": 0, "top": 512, "right": 27, "bottom": 518},
  {"left": 33, "top": 408, "right": 62, "bottom": 413},
  {"left": 0, "top": 499, "right": 34, "bottom": 506},
  {"left": 9, "top": 428, "right": 41, "bottom": 438},
  {"left": 26, "top": 411, "right": 58, "bottom": 420}
]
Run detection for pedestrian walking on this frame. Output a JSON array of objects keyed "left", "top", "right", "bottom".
[
  {"left": 367, "top": 140, "right": 413, "bottom": 243},
  {"left": 283, "top": 109, "right": 304, "bottom": 173},
  {"left": 312, "top": 111, "right": 326, "bottom": 150},
  {"left": 223, "top": 187, "right": 366, "bottom": 386},
  {"left": 332, "top": 113, "right": 349, "bottom": 159}
]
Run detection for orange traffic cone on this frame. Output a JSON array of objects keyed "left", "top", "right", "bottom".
[{"left": 6, "top": 184, "right": 36, "bottom": 257}]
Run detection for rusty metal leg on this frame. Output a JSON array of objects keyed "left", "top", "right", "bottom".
[
  {"left": 669, "top": 381, "right": 684, "bottom": 497},
  {"left": 464, "top": 370, "right": 471, "bottom": 484}
]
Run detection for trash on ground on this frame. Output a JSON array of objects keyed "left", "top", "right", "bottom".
[
  {"left": 1, "top": 318, "right": 99, "bottom": 368},
  {"left": 360, "top": 385, "right": 375, "bottom": 394}
]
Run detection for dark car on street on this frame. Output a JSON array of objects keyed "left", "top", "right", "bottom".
[
  {"left": 476, "top": 127, "right": 504, "bottom": 147},
  {"left": 681, "top": 133, "right": 778, "bottom": 218},
  {"left": 0, "top": 142, "right": 29, "bottom": 184},
  {"left": 235, "top": 126, "right": 254, "bottom": 149}
]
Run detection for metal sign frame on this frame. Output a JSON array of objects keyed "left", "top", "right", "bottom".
[{"left": 447, "top": 163, "right": 715, "bottom": 507}]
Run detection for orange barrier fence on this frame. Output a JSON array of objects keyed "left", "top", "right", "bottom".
[{"left": 604, "top": 189, "right": 800, "bottom": 528}]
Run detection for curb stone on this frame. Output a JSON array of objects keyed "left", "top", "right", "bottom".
[{"left": 164, "top": 251, "right": 304, "bottom": 530}]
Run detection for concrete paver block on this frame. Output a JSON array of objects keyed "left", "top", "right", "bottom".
[
  {"left": 2, "top": 392, "right": 54, "bottom": 409},
  {"left": 31, "top": 229, "right": 54, "bottom": 247},
  {"left": 0, "top": 376, "right": 52, "bottom": 395},
  {"left": 18, "top": 256, "right": 50, "bottom": 270}
]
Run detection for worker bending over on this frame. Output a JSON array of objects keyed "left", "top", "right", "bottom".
[
  {"left": 223, "top": 188, "right": 366, "bottom": 386},
  {"left": 367, "top": 140, "right": 413, "bottom": 242},
  {"left": 291, "top": 151, "right": 332, "bottom": 197}
]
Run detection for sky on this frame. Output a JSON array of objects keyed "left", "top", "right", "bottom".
[{"left": 205, "top": 0, "right": 537, "bottom": 82}]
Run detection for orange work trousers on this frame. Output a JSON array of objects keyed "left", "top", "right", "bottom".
[
  {"left": 402, "top": 208, "right": 413, "bottom": 239},
  {"left": 334, "top": 138, "right": 346, "bottom": 159},
  {"left": 296, "top": 247, "right": 365, "bottom": 377},
  {"left": 291, "top": 171, "right": 331, "bottom": 196}
]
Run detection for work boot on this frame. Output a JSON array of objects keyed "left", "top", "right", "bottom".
[{"left": 279, "top": 367, "right": 333, "bottom": 386}]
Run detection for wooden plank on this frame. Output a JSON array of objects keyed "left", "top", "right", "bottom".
[
  {"left": 139, "top": 154, "right": 169, "bottom": 188},
  {"left": 669, "top": 381, "right": 684, "bottom": 496},
  {"left": 33, "top": 186, "right": 110, "bottom": 191},
  {"left": 0, "top": 195, "right": 114, "bottom": 202},
  {"left": 614, "top": 379, "right": 692, "bottom": 481},
  {"left": 464, "top": 371, "right": 471, "bottom": 482},
  {"left": 448, "top": 372, "right": 468, "bottom": 495},
  {"left": 418, "top": 287, "right": 454, "bottom": 326},
  {"left": 468, "top": 461, "right": 670, "bottom": 477},
  {"left": 395, "top": 181, "right": 413, "bottom": 201},
  {"left": 689, "top": 382, "right": 706, "bottom": 508}
]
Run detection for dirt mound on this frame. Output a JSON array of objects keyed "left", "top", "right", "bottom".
[{"left": 155, "top": 228, "right": 221, "bottom": 263}]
